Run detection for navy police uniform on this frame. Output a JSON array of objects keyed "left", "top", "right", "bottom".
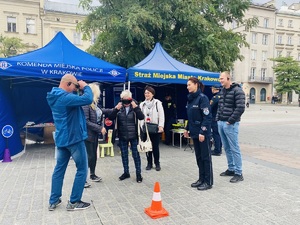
[
  {"left": 186, "top": 90, "right": 213, "bottom": 186},
  {"left": 210, "top": 87, "right": 222, "bottom": 155}
]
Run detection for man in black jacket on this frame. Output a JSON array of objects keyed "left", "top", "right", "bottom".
[{"left": 216, "top": 71, "right": 245, "bottom": 183}]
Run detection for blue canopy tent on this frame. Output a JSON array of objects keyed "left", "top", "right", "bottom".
[
  {"left": 127, "top": 43, "right": 220, "bottom": 85},
  {"left": 0, "top": 32, "right": 126, "bottom": 160},
  {"left": 127, "top": 43, "right": 220, "bottom": 119}
]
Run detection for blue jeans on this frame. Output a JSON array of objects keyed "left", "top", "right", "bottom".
[
  {"left": 217, "top": 121, "right": 243, "bottom": 175},
  {"left": 49, "top": 141, "right": 88, "bottom": 204}
]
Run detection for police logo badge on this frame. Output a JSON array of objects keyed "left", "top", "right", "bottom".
[{"left": 203, "top": 107, "right": 209, "bottom": 115}]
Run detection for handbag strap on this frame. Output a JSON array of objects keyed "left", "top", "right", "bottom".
[{"left": 138, "top": 119, "right": 150, "bottom": 141}]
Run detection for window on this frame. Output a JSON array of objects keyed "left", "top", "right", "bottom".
[
  {"left": 232, "top": 20, "right": 237, "bottom": 29},
  {"left": 261, "top": 68, "right": 266, "bottom": 80},
  {"left": 91, "top": 32, "right": 96, "bottom": 44},
  {"left": 251, "top": 50, "right": 257, "bottom": 60},
  {"left": 262, "top": 51, "right": 267, "bottom": 61},
  {"left": 250, "top": 67, "right": 256, "bottom": 79},
  {"left": 287, "top": 36, "right": 292, "bottom": 45},
  {"left": 287, "top": 51, "right": 291, "bottom": 57},
  {"left": 262, "top": 34, "right": 268, "bottom": 45},
  {"left": 278, "top": 19, "right": 283, "bottom": 26},
  {"left": 231, "top": 68, "right": 235, "bottom": 80},
  {"left": 263, "top": 18, "right": 269, "bottom": 28},
  {"left": 73, "top": 32, "right": 81, "bottom": 45},
  {"left": 252, "top": 33, "right": 257, "bottom": 44},
  {"left": 288, "top": 20, "right": 293, "bottom": 28},
  {"left": 277, "top": 35, "right": 282, "bottom": 44},
  {"left": 277, "top": 51, "right": 282, "bottom": 57},
  {"left": 26, "top": 18, "right": 35, "bottom": 34},
  {"left": 7, "top": 17, "right": 16, "bottom": 32}
]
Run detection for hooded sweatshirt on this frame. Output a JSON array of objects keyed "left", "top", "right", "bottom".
[{"left": 46, "top": 86, "right": 93, "bottom": 147}]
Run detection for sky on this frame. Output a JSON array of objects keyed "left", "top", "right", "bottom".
[
  {"left": 51, "top": 0, "right": 300, "bottom": 9},
  {"left": 252, "top": 0, "right": 299, "bottom": 8}
]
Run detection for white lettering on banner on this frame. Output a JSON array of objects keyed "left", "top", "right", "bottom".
[
  {"left": 48, "top": 70, "right": 82, "bottom": 76},
  {"left": 54, "top": 64, "right": 81, "bottom": 70},
  {"left": 41, "top": 70, "right": 48, "bottom": 74},
  {"left": 17, "top": 62, "right": 53, "bottom": 67},
  {"left": 81, "top": 67, "right": 103, "bottom": 72}
]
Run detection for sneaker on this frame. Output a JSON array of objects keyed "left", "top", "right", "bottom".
[
  {"left": 220, "top": 169, "right": 235, "bottom": 176},
  {"left": 119, "top": 173, "right": 130, "bottom": 181},
  {"left": 230, "top": 174, "right": 244, "bottom": 183},
  {"left": 48, "top": 198, "right": 62, "bottom": 211},
  {"left": 146, "top": 164, "right": 152, "bottom": 170},
  {"left": 84, "top": 181, "right": 91, "bottom": 188},
  {"left": 90, "top": 174, "right": 102, "bottom": 182},
  {"left": 66, "top": 200, "right": 91, "bottom": 211},
  {"left": 155, "top": 164, "right": 161, "bottom": 171},
  {"left": 136, "top": 173, "right": 143, "bottom": 183}
]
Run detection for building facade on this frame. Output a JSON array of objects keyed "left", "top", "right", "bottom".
[
  {"left": 228, "top": 1, "right": 300, "bottom": 104},
  {"left": 229, "top": 3, "right": 276, "bottom": 104},
  {"left": 0, "top": 0, "right": 93, "bottom": 54},
  {"left": 274, "top": 3, "right": 300, "bottom": 104}
]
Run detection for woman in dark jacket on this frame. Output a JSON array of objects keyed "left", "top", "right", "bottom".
[
  {"left": 82, "top": 83, "right": 112, "bottom": 185},
  {"left": 108, "top": 90, "right": 145, "bottom": 183},
  {"left": 184, "top": 77, "right": 213, "bottom": 191}
]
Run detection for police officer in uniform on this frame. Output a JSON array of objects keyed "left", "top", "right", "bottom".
[
  {"left": 210, "top": 84, "right": 222, "bottom": 156},
  {"left": 184, "top": 77, "right": 213, "bottom": 191}
]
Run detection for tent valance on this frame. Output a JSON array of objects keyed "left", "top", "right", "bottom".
[{"left": 127, "top": 43, "right": 220, "bottom": 85}]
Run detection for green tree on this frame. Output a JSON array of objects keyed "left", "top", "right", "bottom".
[
  {"left": 0, "top": 34, "right": 26, "bottom": 57},
  {"left": 78, "top": 0, "right": 257, "bottom": 71},
  {"left": 271, "top": 56, "right": 300, "bottom": 104}
]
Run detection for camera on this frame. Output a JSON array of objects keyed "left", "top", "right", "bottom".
[{"left": 74, "top": 83, "right": 80, "bottom": 89}]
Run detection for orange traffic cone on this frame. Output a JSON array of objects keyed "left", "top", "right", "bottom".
[{"left": 145, "top": 182, "right": 169, "bottom": 219}]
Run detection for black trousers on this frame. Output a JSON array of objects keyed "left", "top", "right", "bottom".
[
  {"left": 146, "top": 133, "right": 160, "bottom": 165},
  {"left": 193, "top": 137, "right": 213, "bottom": 186},
  {"left": 85, "top": 137, "right": 98, "bottom": 175},
  {"left": 164, "top": 118, "right": 175, "bottom": 144}
]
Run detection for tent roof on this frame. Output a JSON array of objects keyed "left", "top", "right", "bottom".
[
  {"left": 127, "top": 43, "right": 219, "bottom": 85},
  {"left": 0, "top": 32, "right": 126, "bottom": 83}
]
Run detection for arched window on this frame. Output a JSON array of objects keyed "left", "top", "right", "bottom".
[{"left": 260, "top": 88, "right": 266, "bottom": 101}]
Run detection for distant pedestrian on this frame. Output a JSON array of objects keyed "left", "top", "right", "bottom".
[
  {"left": 162, "top": 93, "right": 176, "bottom": 145},
  {"left": 108, "top": 90, "right": 144, "bottom": 183},
  {"left": 210, "top": 84, "right": 222, "bottom": 156},
  {"left": 184, "top": 77, "right": 213, "bottom": 191},
  {"left": 47, "top": 74, "right": 93, "bottom": 211},
  {"left": 217, "top": 71, "right": 245, "bottom": 183}
]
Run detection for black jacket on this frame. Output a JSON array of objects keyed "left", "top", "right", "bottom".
[
  {"left": 216, "top": 83, "right": 245, "bottom": 124},
  {"left": 82, "top": 105, "right": 113, "bottom": 142},
  {"left": 108, "top": 101, "right": 144, "bottom": 141},
  {"left": 186, "top": 90, "right": 212, "bottom": 138}
]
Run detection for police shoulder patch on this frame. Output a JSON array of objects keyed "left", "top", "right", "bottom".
[{"left": 203, "top": 107, "right": 209, "bottom": 115}]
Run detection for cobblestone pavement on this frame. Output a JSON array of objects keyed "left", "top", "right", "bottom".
[{"left": 0, "top": 104, "right": 299, "bottom": 225}]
